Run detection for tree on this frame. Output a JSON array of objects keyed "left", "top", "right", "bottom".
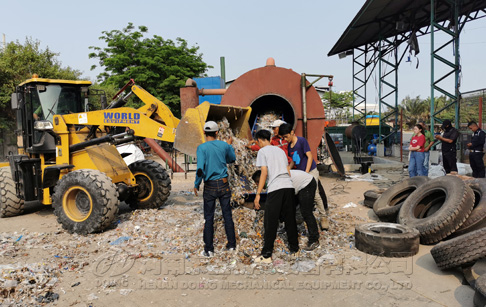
[
  {"left": 322, "top": 91, "right": 353, "bottom": 124},
  {"left": 400, "top": 95, "right": 428, "bottom": 128},
  {"left": 0, "top": 38, "right": 82, "bottom": 130},
  {"left": 89, "top": 23, "right": 211, "bottom": 117}
]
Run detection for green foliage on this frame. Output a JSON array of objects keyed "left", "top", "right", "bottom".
[
  {"left": 400, "top": 95, "right": 459, "bottom": 129},
  {"left": 400, "top": 95, "right": 427, "bottom": 127},
  {"left": 0, "top": 38, "right": 82, "bottom": 129},
  {"left": 89, "top": 23, "right": 211, "bottom": 117},
  {"left": 323, "top": 91, "right": 353, "bottom": 109},
  {"left": 321, "top": 91, "right": 353, "bottom": 124}
]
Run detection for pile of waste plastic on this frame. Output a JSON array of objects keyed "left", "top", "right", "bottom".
[
  {"left": 216, "top": 118, "right": 258, "bottom": 205},
  {"left": 0, "top": 234, "right": 62, "bottom": 305},
  {"left": 255, "top": 113, "right": 279, "bottom": 133},
  {"left": 0, "top": 195, "right": 366, "bottom": 303}
]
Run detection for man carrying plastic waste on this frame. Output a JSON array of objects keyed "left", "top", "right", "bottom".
[
  {"left": 279, "top": 123, "right": 329, "bottom": 230},
  {"left": 253, "top": 129, "right": 299, "bottom": 263},
  {"left": 194, "top": 121, "right": 236, "bottom": 257},
  {"left": 252, "top": 168, "right": 320, "bottom": 251}
]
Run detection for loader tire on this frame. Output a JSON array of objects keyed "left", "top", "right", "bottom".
[
  {"left": 452, "top": 179, "right": 486, "bottom": 237},
  {"left": 431, "top": 228, "right": 486, "bottom": 270},
  {"left": 373, "top": 176, "right": 429, "bottom": 222},
  {"left": 127, "top": 160, "right": 171, "bottom": 209},
  {"left": 399, "top": 176, "right": 475, "bottom": 244},
  {"left": 354, "top": 222, "right": 420, "bottom": 257},
  {"left": 0, "top": 167, "right": 24, "bottom": 217},
  {"left": 52, "top": 169, "right": 119, "bottom": 234}
]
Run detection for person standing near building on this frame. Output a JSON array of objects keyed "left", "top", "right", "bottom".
[
  {"left": 253, "top": 129, "right": 299, "bottom": 263},
  {"left": 408, "top": 124, "right": 426, "bottom": 177},
  {"left": 279, "top": 123, "right": 329, "bottom": 230},
  {"left": 418, "top": 121, "right": 435, "bottom": 176},
  {"left": 194, "top": 121, "right": 236, "bottom": 257},
  {"left": 467, "top": 121, "right": 485, "bottom": 178},
  {"left": 435, "top": 119, "right": 460, "bottom": 174}
]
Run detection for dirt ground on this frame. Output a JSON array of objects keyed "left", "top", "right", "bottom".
[{"left": 0, "top": 156, "right": 476, "bottom": 307}]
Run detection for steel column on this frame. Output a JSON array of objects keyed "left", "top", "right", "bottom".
[{"left": 378, "top": 36, "right": 400, "bottom": 145}]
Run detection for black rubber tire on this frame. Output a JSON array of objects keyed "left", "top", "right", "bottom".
[
  {"left": 373, "top": 176, "right": 430, "bottom": 222},
  {"left": 430, "top": 227, "right": 486, "bottom": 270},
  {"left": 476, "top": 274, "right": 486, "bottom": 299},
  {"left": 463, "top": 259, "right": 486, "bottom": 289},
  {"left": 0, "top": 167, "right": 24, "bottom": 217},
  {"left": 398, "top": 176, "right": 475, "bottom": 244},
  {"left": 363, "top": 189, "right": 385, "bottom": 208},
  {"left": 127, "top": 160, "right": 171, "bottom": 209},
  {"left": 474, "top": 290, "right": 486, "bottom": 307},
  {"left": 52, "top": 169, "right": 119, "bottom": 234},
  {"left": 354, "top": 222, "right": 420, "bottom": 257},
  {"left": 452, "top": 179, "right": 486, "bottom": 237}
]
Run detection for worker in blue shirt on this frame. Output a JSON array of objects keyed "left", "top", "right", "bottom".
[{"left": 194, "top": 121, "right": 237, "bottom": 257}]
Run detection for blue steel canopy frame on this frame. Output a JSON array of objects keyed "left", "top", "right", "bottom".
[
  {"left": 430, "top": 0, "right": 486, "bottom": 160},
  {"left": 352, "top": 46, "right": 368, "bottom": 123},
  {"left": 352, "top": 34, "right": 412, "bottom": 144},
  {"left": 332, "top": 0, "right": 486, "bottom": 148},
  {"left": 378, "top": 34, "right": 412, "bottom": 143},
  {"left": 352, "top": 45, "right": 375, "bottom": 124}
]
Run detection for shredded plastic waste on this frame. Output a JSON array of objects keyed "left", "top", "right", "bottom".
[
  {"left": 216, "top": 117, "right": 258, "bottom": 205},
  {"left": 110, "top": 236, "right": 131, "bottom": 246},
  {"left": 343, "top": 202, "right": 358, "bottom": 208},
  {"left": 0, "top": 157, "right": 380, "bottom": 303}
]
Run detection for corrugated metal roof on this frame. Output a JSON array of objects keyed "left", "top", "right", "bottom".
[{"left": 328, "top": 0, "right": 486, "bottom": 56}]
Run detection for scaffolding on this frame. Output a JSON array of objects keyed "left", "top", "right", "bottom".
[{"left": 329, "top": 0, "right": 486, "bottom": 151}]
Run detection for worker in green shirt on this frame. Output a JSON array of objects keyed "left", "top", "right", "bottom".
[{"left": 411, "top": 121, "right": 435, "bottom": 176}]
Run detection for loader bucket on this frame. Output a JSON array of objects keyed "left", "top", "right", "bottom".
[{"left": 174, "top": 101, "right": 252, "bottom": 157}]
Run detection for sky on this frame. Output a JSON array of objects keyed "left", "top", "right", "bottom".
[{"left": 1, "top": 0, "right": 485, "bottom": 108}]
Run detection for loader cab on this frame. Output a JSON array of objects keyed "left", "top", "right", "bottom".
[{"left": 13, "top": 77, "right": 92, "bottom": 155}]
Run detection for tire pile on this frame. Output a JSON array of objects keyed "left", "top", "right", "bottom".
[{"left": 357, "top": 176, "right": 486, "bottom": 302}]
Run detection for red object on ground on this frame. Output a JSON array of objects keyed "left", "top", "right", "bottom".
[{"left": 144, "top": 138, "right": 184, "bottom": 173}]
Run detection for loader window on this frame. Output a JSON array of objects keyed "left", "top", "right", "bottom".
[{"left": 35, "top": 85, "right": 83, "bottom": 121}]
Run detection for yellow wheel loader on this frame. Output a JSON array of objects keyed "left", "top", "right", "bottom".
[{"left": 0, "top": 76, "right": 251, "bottom": 234}]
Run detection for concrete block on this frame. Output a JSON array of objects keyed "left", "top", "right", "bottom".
[
  {"left": 377, "top": 144, "right": 385, "bottom": 157},
  {"left": 429, "top": 151, "right": 440, "bottom": 165},
  {"left": 391, "top": 144, "right": 401, "bottom": 157}
]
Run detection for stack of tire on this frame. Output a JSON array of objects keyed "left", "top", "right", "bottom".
[{"left": 356, "top": 176, "right": 486, "bottom": 303}]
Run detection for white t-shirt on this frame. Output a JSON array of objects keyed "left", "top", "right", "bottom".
[
  {"left": 256, "top": 145, "right": 293, "bottom": 193},
  {"left": 289, "top": 170, "right": 314, "bottom": 195}
]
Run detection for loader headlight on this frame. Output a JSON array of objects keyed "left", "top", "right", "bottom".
[{"left": 34, "top": 120, "right": 54, "bottom": 131}]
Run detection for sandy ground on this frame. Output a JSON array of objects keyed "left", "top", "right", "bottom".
[{"left": 0, "top": 156, "right": 476, "bottom": 307}]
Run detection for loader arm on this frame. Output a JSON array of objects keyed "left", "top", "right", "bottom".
[
  {"left": 58, "top": 106, "right": 176, "bottom": 142},
  {"left": 131, "top": 85, "right": 180, "bottom": 129},
  {"left": 58, "top": 84, "right": 181, "bottom": 143}
]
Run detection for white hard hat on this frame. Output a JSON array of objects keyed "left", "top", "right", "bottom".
[
  {"left": 270, "top": 119, "right": 287, "bottom": 128},
  {"left": 204, "top": 121, "right": 219, "bottom": 132}
]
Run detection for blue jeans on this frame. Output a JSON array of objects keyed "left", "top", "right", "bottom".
[
  {"left": 202, "top": 179, "right": 236, "bottom": 252},
  {"left": 423, "top": 151, "right": 430, "bottom": 176},
  {"left": 409, "top": 151, "right": 425, "bottom": 177}
]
